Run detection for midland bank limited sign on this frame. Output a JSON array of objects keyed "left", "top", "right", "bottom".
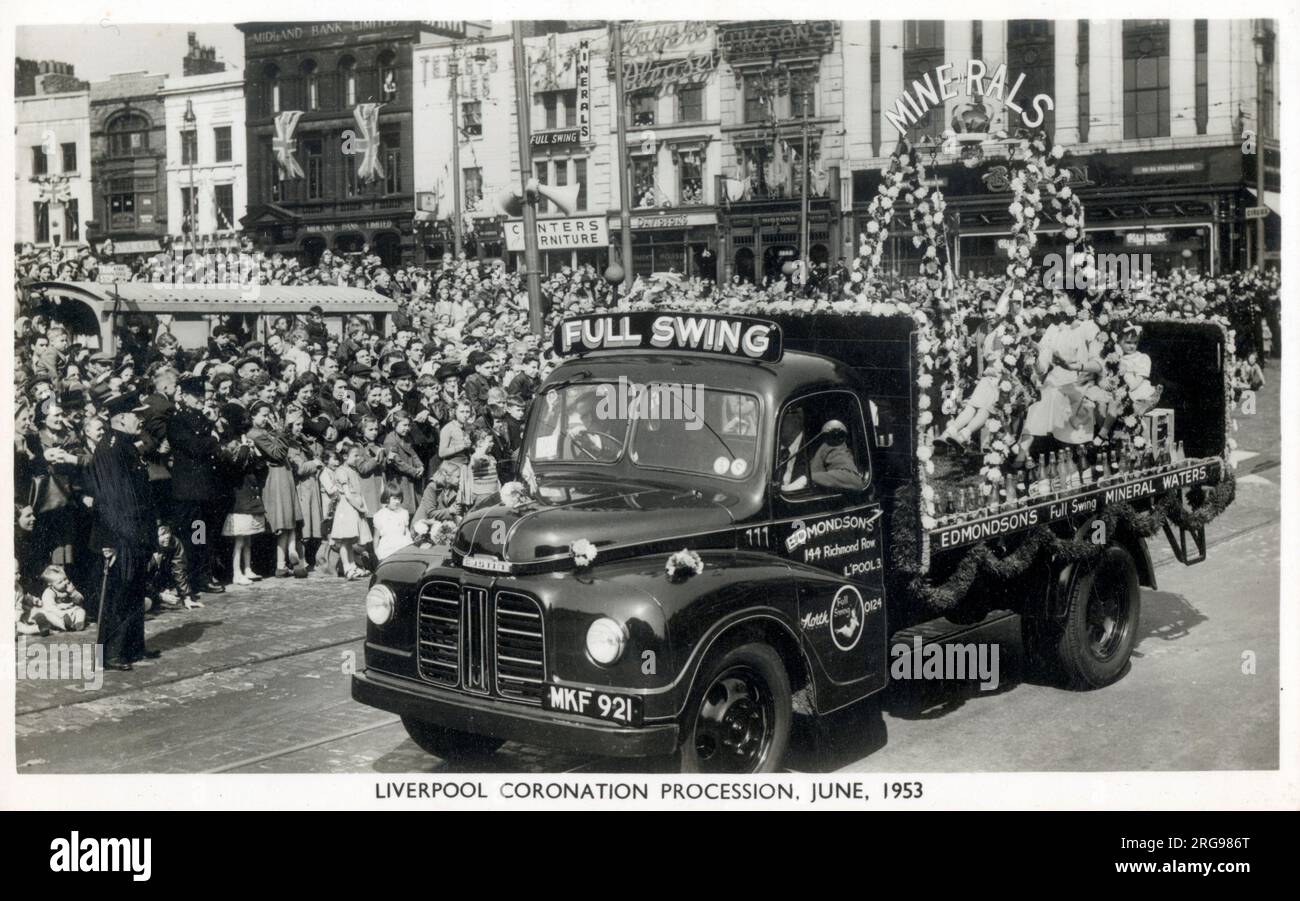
[{"left": 887, "top": 60, "right": 1054, "bottom": 137}]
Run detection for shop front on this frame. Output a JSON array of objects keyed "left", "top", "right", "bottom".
[
  {"left": 722, "top": 200, "right": 837, "bottom": 285},
  {"left": 609, "top": 209, "right": 719, "bottom": 279},
  {"left": 246, "top": 204, "right": 413, "bottom": 268},
  {"left": 852, "top": 144, "right": 1265, "bottom": 279}
]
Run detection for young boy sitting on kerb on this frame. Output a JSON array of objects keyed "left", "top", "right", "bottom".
[{"left": 938, "top": 285, "right": 1012, "bottom": 448}]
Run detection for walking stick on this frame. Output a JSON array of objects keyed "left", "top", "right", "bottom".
[{"left": 95, "top": 547, "right": 114, "bottom": 645}]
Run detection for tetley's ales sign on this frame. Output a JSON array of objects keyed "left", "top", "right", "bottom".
[{"left": 887, "top": 60, "right": 1054, "bottom": 136}]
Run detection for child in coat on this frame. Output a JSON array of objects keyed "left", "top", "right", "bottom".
[{"left": 329, "top": 442, "right": 372, "bottom": 580}]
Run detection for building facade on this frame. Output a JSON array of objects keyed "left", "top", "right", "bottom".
[
  {"left": 843, "top": 18, "right": 1280, "bottom": 275},
  {"left": 238, "top": 20, "right": 488, "bottom": 267},
  {"left": 15, "top": 75, "right": 92, "bottom": 251},
  {"left": 161, "top": 70, "right": 248, "bottom": 251},
  {"left": 414, "top": 22, "right": 730, "bottom": 278},
  {"left": 87, "top": 72, "right": 170, "bottom": 258}
]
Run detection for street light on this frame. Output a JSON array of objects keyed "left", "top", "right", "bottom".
[{"left": 183, "top": 98, "right": 197, "bottom": 277}]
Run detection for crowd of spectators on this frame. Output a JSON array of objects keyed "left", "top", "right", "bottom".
[{"left": 12, "top": 238, "right": 1280, "bottom": 635}]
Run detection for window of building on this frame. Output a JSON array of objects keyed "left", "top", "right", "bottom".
[
  {"left": 61, "top": 142, "right": 77, "bottom": 173},
  {"left": 382, "top": 129, "right": 401, "bottom": 194},
  {"left": 870, "top": 21, "right": 881, "bottom": 157},
  {"left": 109, "top": 177, "right": 136, "bottom": 225},
  {"left": 262, "top": 136, "right": 281, "bottom": 202},
  {"left": 1194, "top": 21, "right": 1208, "bottom": 135},
  {"left": 262, "top": 63, "right": 281, "bottom": 115},
  {"left": 343, "top": 135, "right": 360, "bottom": 198},
  {"left": 181, "top": 186, "right": 199, "bottom": 231},
  {"left": 463, "top": 167, "right": 483, "bottom": 209},
  {"left": 676, "top": 84, "right": 704, "bottom": 122},
  {"left": 677, "top": 146, "right": 704, "bottom": 205},
  {"left": 1007, "top": 20, "right": 1055, "bottom": 137},
  {"left": 34, "top": 202, "right": 49, "bottom": 243},
  {"left": 790, "top": 75, "right": 817, "bottom": 119},
  {"left": 214, "top": 126, "right": 232, "bottom": 162},
  {"left": 339, "top": 57, "right": 357, "bottom": 107},
  {"left": 302, "top": 59, "right": 319, "bottom": 110},
  {"left": 32, "top": 145, "right": 48, "bottom": 176},
  {"left": 1122, "top": 20, "right": 1170, "bottom": 139},
  {"left": 903, "top": 21, "right": 945, "bottom": 140},
  {"left": 1078, "top": 20, "right": 1090, "bottom": 143},
  {"left": 462, "top": 101, "right": 482, "bottom": 137},
  {"left": 108, "top": 113, "right": 150, "bottom": 156},
  {"left": 534, "top": 160, "right": 549, "bottom": 213},
  {"left": 304, "top": 137, "right": 323, "bottom": 199},
  {"left": 574, "top": 157, "right": 587, "bottom": 211},
  {"left": 632, "top": 154, "right": 657, "bottom": 208},
  {"left": 629, "top": 90, "right": 656, "bottom": 127},
  {"left": 743, "top": 74, "right": 768, "bottom": 124},
  {"left": 378, "top": 50, "right": 398, "bottom": 101},
  {"left": 214, "top": 184, "right": 234, "bottom": 230},
  {"left": 972, "top": 21, "right": 983, "bottom": 59},
  {"left": 904, "top": 20, "right": 943, "bottom": 50},
  {"left": 64, "top": 199, "right": 79, "bottom": 241},
  {"left": 181, "top": 129, "right": 198, "bottom": 165}
]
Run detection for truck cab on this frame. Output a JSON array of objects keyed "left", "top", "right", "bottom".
[{"left": 353, "top": 312, "right": 898, "bottom": 772}]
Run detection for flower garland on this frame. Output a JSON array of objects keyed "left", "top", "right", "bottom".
[{"left": 891, "top": 467, "right": 1236, "bottom": 615}]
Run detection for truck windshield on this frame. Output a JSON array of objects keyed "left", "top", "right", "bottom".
[{"left": 527, "top": 381, "right": 761, "bottom": 481}]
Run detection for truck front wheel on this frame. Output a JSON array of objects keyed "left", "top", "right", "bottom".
[
  {"left": 401, "top": 716, "right": 505, "bottom": 762},
  {"left": 1035, "top": 545, "right": 1142, "bottom": 690},
  {"left": 678, "top": 642, "right": 791, "bottom": 774}
]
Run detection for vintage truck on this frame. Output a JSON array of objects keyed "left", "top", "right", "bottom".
[{"left": 352, "top": 310, "right": 1232, "bottom": 772}]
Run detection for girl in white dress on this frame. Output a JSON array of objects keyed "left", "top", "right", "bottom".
[{"left": 373, "top": 482, "right": 413, "bottom": 561}]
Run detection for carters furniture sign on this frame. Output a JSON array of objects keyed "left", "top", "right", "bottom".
[
  {"left": 554, "top": 312, "right": 783, "bottom": 362},
  {"left": 505, "top": 215, "right": 608, "bottom": 251},
  {"left": 887, "top": 60, "right": 1054, "bottom": 136}
]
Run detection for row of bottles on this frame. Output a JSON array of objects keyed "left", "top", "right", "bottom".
[{"left": 934, "top": 440, "right": 1190, "bottom": 527}]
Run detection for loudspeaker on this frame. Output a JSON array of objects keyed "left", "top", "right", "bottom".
[
  {"left": 495, "top": 189, "right": 524, "bottom": 217},
  {"left": 535, "top": 182, "right": 581, "bottom": 216}
]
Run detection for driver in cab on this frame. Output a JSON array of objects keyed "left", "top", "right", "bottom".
[
  {"left": 564, "top": 395, "right": 620, "bottom": 462},
  {"left": 810, "top": 420, "right": 869, "bottom": 492}
]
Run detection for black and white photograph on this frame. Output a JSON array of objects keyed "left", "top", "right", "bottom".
[{"left": 2, "top": 1, "right": 1295, "bottom": 822}]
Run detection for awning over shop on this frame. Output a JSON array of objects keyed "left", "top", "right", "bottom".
[{"left": 1247, "top": 188, "right": 1281, "bottom": 215}]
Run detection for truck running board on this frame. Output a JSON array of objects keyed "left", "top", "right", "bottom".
[{"left": 1161, "top": 519, "right": 1207, "bottom": 566}]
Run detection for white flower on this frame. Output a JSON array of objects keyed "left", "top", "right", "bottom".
[
  {"left": 665, "top": 548, "right": 704, "bottom": 580},
  {"left": 922, "top": 484, "right": 935, "bottom": 502},
  {"left": 570, "top": 538, "right": 598, "bottom": 567},
  {"left": 1059, "top": 186, "right": 1073, "bottom": 200},
  {"left": 921, "top": 514, "right": 937, "bottom": 530},
  {"left": 918, "top": 395, "right": 931, "bottom": 410},
  {"left": 917, "top": 373, "right": 933, "bottom": 389},
  {"left": 987, "top": 469, "right": 1004, "bottom": 484},
  {"left": 986, "top": 418, "right": 1003, "bottom": 433},
  {"left": 919, "top": 411, "right": 933, "bottom": 426},
  {"left": 917, "top": 444, "right": 934, "bottom": 462},
  {"left": 1051, "top": 145, "right": 1065, "bottom": 159},
  {"left": 499, "top": 481, "right": 530, "bottom": 511},
  {"left": 867, "top": 220, "right": 880, "bottom": 234},
  {"left": 925, "top": 460, "right": 935, "bottom": 475}
]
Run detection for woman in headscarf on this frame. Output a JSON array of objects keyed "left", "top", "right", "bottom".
[{"left": 247, "top": 400, "right": 303, "bottom": 577}]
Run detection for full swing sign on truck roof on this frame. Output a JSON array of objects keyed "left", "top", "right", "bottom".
[{"left": 352, "top": 310, "right": 1234, "bottom": 773}]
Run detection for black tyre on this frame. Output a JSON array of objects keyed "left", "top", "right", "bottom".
[
  {"left": 679, "top": 642, "right": 791, "bottom": 774},
  {"left": 1053, "top": 545, "right": 1141, "bottom": 689},
  {"left": 400, "top": 716, "right": 505, "bottom": 761}
]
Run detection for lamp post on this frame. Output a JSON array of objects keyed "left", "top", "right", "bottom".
[
  {"left": 183, "top": 98, "right": 197, "bottom": 277},
  {"left": 448, "top": 54, "right": 464, "bottom": 259},
  {"left": 611, "top": 21, "right": 635, "bottom": 288},
  {"left": 1252, "top": 25, "right": 1272, "bottom": 270},
  {"left": 511, "top": 22, "right": 544, "bottom": 334}
]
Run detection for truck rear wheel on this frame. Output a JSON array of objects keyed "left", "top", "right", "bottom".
[
  {"left": 678, "top": 642, "right": 791, "bottom": 774},
  {"left": 1046, "top": 545, "right": 1142, "bottom": 690},
  {"left": 401, "top": 716, "right": 505, "bottom": 762}
]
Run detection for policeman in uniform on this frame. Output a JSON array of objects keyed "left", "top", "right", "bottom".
[
  {"left": 168, "top": 374, "right": 226, "bottom": 594},
  {"left": 90, "top": 393, "right": 162, "bottom": 671}
]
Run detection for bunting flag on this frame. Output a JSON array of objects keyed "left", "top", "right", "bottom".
[
  {"left": 352, "top": 103, "right": 385, "bottom": 184},
  {"left": 34, "top": 175, "right": 72, "bottom": 205},
  {"left": 723, "top": 177, "right": 748, "bottom": 204},
  {"left": 272, "top": 111, "right": 305, "bottom": 179}
]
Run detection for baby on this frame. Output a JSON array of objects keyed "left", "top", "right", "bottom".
[{"left": 36, "top": 564, "right": 88, "bottom": 632}]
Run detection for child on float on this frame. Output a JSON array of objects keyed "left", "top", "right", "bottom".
[
  {"left": 1099, "top": 324, "right": 1162, "bottom": 439},
  {"left": 938, "top": 285, "right": 1014, "bottom": 448}
]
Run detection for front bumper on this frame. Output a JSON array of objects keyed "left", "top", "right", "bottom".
[{"left": 352, "top": 669, "right": 680, "bottom": 758}]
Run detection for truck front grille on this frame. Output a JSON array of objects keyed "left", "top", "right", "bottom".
[
  {"left": 494, "top": 592, "right": 546, "bottom": 704},
  {"left": 415, "top": 583, "right": 546, "bottom": 705}
]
